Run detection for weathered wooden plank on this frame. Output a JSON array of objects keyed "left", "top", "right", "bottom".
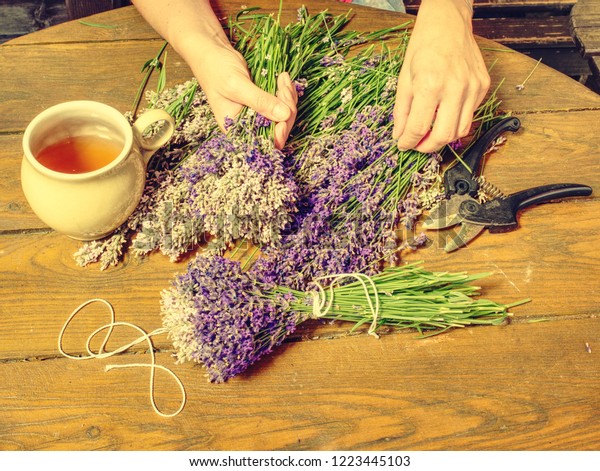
[
  {"left": 0, "top": 134, "right": 48, "bottom": 231},
  {"left": 473, "top": 16, "right": 574, "bottom": 47},
  {"left": 486, "top": 50, "right": 600, "bottom": 109},
  {"left": 570, "top": 0, "right": 600, "bottom": 18},
  {"left": 572, "top": 28, "right": 600, "bottom": 55},
  {"left": 0, "top": 40, "right": 191, "bottom": 134},
  {"left": 571, "top": 0, "right": 600, "bottom": 57},
  {"left": 570, "top": 1, "right": 600, "bottom": 30},
  {"left": 405, "top": 0, "right": 577, "bottom": 12},
  {"left": 464, "top": 109, "right": 600, "bottom": 195},
  {"left": 0, "top": 317, "right": 598, "bottom": 450}
]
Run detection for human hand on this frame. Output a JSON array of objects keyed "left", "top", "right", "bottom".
[
  {"left": 189, "top": 42, "right": 297, "bottom": 149},
  {"left": 131, "top": 0, "right": 297, "bottom": 148},
  {"left": 392, "top": 0, "right": 490, "bottom": 153}
]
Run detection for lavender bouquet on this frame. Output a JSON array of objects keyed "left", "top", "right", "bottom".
[{"left": 162, "top": 255, "right": 524, "bottom": 383}]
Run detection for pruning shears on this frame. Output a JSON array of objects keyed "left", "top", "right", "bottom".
[{"left": 423, "top": 116, "right": 593, "bottom": 252}]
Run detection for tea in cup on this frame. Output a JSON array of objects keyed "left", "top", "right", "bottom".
[{"left": 21, "top": 100, "right": 175, "bottom": 240}]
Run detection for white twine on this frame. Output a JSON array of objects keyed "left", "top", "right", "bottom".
[
  {"left": 310, "top": 273, "right": 381, "bottom": 338},
  {"left": 57, "top": 298, "right": 186, "bottom": 418}
]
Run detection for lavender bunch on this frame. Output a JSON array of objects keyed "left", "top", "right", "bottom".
[
  {"left": 178, "top": 127, "right": 298, "bottom": 252},
  {"left": 248, "top": 104, "right": 442, "bottom": 291},
  {"left": 75, "top": 6, "right": 499, "bottom": 270},
  {"left": 162, "top": 254, "right": 526, "bottom": 382},
  {"left": 75, "top": 80, "right": 217, "bottom": 267},
  {"left": 125, "top": 123, "right": 299, "bottom": 259}
]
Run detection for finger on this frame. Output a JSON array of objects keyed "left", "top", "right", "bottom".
[
  {"left": 457, "top": 75, "right": 490, "bottom": 139},
  {"left": 274, "top": 73, "right": 298, "bottom": 149},
  {"left": 392, "top": 70, "right": 413, "bottom": 139},
  {"left": 229, "top": 75, "right": 292, "bottom": 123},
  {"left": 277, "top": 72, "right": 298, "bottom": 112},
  {"left": 207, "top": 97, "right": 243, "bottom": 133},
  {"left": 457, "top": 94, "right": 478, "bottom": 139},
  {"left": 396, "top": 92, "right": 438, "bottom": 151},
  {"left": 274, "top": 121, "right": 291, "bottom": 150},
  {"left": 414, "top": 101, "right": 461, "bottom": 153}
]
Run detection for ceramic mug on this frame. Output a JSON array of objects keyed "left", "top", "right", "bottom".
[{"left": 21, "top": 100, "right": 175, "bottom": 240}]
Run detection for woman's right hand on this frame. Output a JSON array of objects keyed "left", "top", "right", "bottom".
[{"left": 187, "top": 40, "right": 298, "bottom": 149}]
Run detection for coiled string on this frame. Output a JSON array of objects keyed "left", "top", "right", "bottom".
[{"left": 58, "top": 298, "right": 186, "bottom": 417}]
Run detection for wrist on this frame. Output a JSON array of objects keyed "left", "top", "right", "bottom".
[
  {"left": 420, "top": 0, "right": 474, "bottom": 20},
  {"left": 173, "top": 22, "right": 234, "bottom": 72}
]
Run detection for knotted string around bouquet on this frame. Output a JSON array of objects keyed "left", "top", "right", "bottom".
[
  {"left": 58, "top": 298, "right": 186, "bottom": 417},
  {"left": 309, "top": 273, "right": 381, "bottom": 338}
]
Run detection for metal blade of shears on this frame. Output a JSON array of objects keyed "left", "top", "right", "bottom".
[
  {"left": 444, "top": 222, "right": 486, "bottom": 253},
  {"left": 422, "top": 194, "right": 474, "bottom": 230}
]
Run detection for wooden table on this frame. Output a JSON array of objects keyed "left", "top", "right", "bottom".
[{"left": 1, "top": 0, "right": 599, "bottom": 451}]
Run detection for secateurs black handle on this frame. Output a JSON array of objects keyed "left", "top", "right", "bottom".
[
  {"left": 459, "top": 183, "right": 593, "bottom": 232},
  {"left": 445, "top": 117, "right": 521, "bottom": 197}
]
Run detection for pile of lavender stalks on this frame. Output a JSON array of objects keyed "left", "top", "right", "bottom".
[{"left": 75, "top": 7, "right": 524, "bottom": 382}]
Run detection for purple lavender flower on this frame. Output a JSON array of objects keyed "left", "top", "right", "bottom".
[
  {"left": 178, "top": 130, "right": 298, "bottom": 249},
  {"left": 449, "top": 138, "right": 464, "bottom": 152},
  {"left": 224, "top": 116, "right": 235, "bottom": 131},
  {"left": 320, "top": 54, "right": 344, "bottom": 67},
  {"left": 161, "top": 255, "right": 302, "bottom": 382},
  {"left": 254, "top": 114, "right": 272, "bottom": 128},
  {"left": 400, "top": 193, "right": 421, "bottom": 229},
  {"left": 293, "top": 78, "right": 307, "bottom": 97},
  {"left": 319, "top": 114, "right": 337, "bottom": 130}
]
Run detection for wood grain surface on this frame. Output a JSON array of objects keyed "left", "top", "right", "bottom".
[{"left": 0, "top": 0, "right": 599, "bottom": 451}]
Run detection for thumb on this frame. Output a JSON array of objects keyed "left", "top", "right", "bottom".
[{"left": 232, "top": 77, "right": 292, "bottom": 122}]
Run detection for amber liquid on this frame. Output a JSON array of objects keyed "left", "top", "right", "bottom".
[{"left": 36, "top": 135, "right": 122, "bottom": 174}]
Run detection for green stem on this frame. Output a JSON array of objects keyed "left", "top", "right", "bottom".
[{"left": 131, "top": 41, "right": 169, "bottom": 118}]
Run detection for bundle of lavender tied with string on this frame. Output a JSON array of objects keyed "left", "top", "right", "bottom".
[
  {"left": 162, "top": 255, "right": 525, "bottom": 383},
  {"left": 73, "top": 6, "right": 526, "bottom": 383}
]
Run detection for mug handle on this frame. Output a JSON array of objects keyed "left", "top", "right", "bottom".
[{"left": 132, "top": 109, "right": 176, "bottom": 163}]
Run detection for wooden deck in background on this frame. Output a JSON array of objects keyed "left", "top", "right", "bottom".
[
  {"left": 0, "top": 0, "right": 68, "bottom": 43},
  {"left": 571, "top": 0, "right": 600, "bottom": 91}
]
